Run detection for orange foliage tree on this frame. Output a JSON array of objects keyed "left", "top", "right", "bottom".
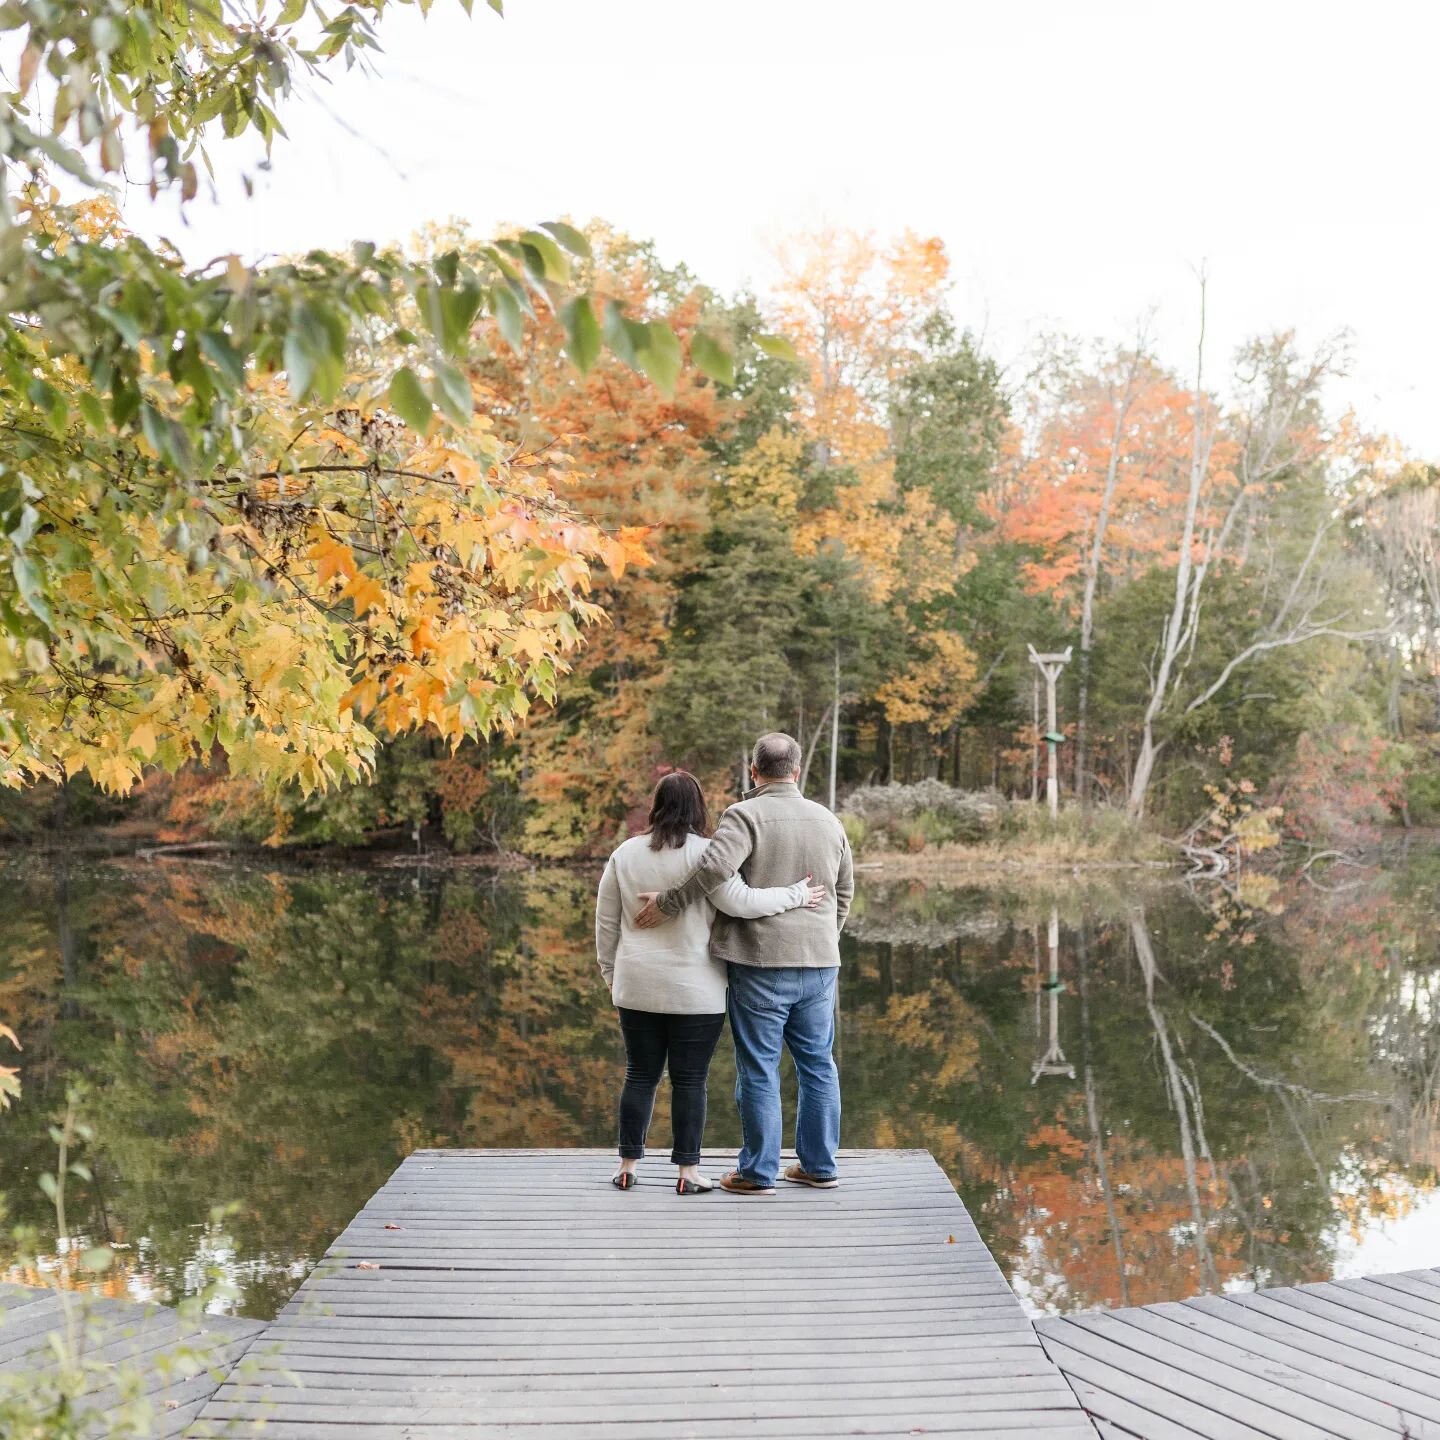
[
  {"left": 469, "top": 229, "right": 734, "bottom": 855},
  {"left": 772, "top": 228, "right": 959, "bottom": 607}
]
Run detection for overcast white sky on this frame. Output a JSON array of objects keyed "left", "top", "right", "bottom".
[{"left": 129, "top": 0, "right": 1438, "bottom": 454}]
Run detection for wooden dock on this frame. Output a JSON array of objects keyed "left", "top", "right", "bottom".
[
  {"left": 197, "top": 1148, "right": 1098, "bottom": 1438},
  {"left": 0, "top": 1281, "right": 262, "bottom": 1436},
  {"left": 1038, "top": 1273, "right": 1440, "bottom": 1439},
  {"left": 11, "top": 1149, "right": 1439, "bottom": 1437}
]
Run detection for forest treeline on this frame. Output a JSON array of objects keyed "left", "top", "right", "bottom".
[{"left": 5, "top": 225, "right": 1438, "bottom": 858}]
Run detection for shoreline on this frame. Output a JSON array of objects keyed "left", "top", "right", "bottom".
[{"left": 2, "top": 829, "right": 1432, "bottom": 882}]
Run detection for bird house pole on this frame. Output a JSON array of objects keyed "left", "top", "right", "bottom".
[{"left": 1027, "top": 645, "right": 1072, "bottom": 820}]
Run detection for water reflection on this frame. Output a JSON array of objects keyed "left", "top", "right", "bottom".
[{"left": 1, "top": 849, "right": 1437, "bottom": 1320}]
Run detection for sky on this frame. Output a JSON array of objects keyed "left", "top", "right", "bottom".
[{"left": 128, "top": 0, "right": 1438, "bottom": 454}]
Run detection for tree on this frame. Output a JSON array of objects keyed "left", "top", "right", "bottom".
[
  {"left": 892, "top": 313, "right": 1009, "bottom": 533},
  {"left": 653, "top": 513, "right": 816, "bottom": 782},
  {"left": 462, "top": 227, "right": 733, "bottom": 854},
  {"left": 653, "top": 435, "right": 881, "bottom": 799},
  {"left": 0, "top": 2, "right": 746, "bottom": 797},
  {"left": 1359, "top": 465, "right": 1440, "bottom": 731},
  {"left": 1126, "top": 318, "right": 1385, "bottom": 816},
  {"left": 887, "top": 314, "right": 1012, "bottom": 779},
  {"left": 770, "top": 228, "right": 958, "bottom": 606},
  {"left": 767, "top": 230, "right": 979, "bottom": 784},
  {"left": 1002, "top": 342, "right": 1194, "bottom": 800}
]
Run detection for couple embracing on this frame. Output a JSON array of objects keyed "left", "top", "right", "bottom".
[{"left": 595, "top": 732, "right": 855, "bottom": 1195}]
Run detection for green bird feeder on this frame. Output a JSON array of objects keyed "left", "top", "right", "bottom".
[{"left": 1042, "top": 730, "right": 1066, "bottom": 745}]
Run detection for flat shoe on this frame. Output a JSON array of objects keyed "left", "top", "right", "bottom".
[
  {"left": 675, "top": 1176, "right": 713, "bottom": 1195},
  {"left": 783, "top": 1164, "right": 839, "bottom": 1189},
  {"left": 718, "top": 1169, "right": 775, "bottom": 1195},
  {"left": 611, "top": 1171, "right": 636, "bottom": 1190}
]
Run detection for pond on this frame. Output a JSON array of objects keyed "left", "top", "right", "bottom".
[{"left": 1, "top": 847, "right": 1438, "bottom": 1320}]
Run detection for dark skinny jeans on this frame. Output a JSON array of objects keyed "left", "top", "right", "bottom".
[{"left": 616, "top": 1009, "right": 726, "bottom": 1166}]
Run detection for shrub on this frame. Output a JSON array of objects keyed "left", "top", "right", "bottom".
[
  {"left": 840, "top": 813, "right": 869, "bottom": 854},
  {"left": 1407, "top": 763, "right": 1440, "bottom": 826},
  {"left": 841, "top": 781, "right": 1007, "bottom": 847},
  {"left": 999, "top": 801, "right": 1160, "bottom": 860},
  {"left": 913, "top": 810, "right": 958, "bottom": 847},
  {"left": 1, "top": 1085, "right": 251, "bottom": 1439}
]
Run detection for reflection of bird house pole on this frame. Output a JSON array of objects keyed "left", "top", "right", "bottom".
[
  {"left": 1032, "top": 905, "right": 1076, "bottom": 1083},
  {"left": 1027, "top": 645, "right": 1072, "bottom": 820}
]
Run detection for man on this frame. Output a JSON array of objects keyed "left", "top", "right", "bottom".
[{"left": 635, "top": 732, "right": 854, "bottom": 1194}]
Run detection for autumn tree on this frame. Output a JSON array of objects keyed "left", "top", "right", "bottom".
[
  {"left": 771, "top": 228, "right": 959, "bottom": 605},
  {"left": 1000, "top": 342, "right": 1197, "bottom": 796},
  {"left": 884, "top": 314, "right": 1012, "bottom": 778},
  {"left": 767, "top": 230, "right": 989, "bottom": 782},
  {"left": 1359, "top": 465, "right": 1440, "bottom": 737},
  {"left": 1124, "top": 325, "right": 1386, "bottom": 816},
  {"left": 0, "top": 2, "right": 741, "bottom": 800}
]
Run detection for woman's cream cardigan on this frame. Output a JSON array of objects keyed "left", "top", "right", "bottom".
[{"left": 595, "top": 833, "right": 808, "bottom": 1013}]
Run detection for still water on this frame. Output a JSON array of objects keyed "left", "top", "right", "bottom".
[{"left": 1, "top": 849, "right": 1437, "bottom": 1319}]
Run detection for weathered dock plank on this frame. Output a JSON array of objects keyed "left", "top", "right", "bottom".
[
  {"left": 1038, "top": 1264, "right": 1440, "bottom": 1438},
  {"left": 0, "top": 1282, "right": 264, "bottom": 1437},
  {"left": 193, "top": 1147, "right": 1098, "bottom": 1438}
]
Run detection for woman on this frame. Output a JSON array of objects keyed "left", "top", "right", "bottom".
[{"left": 595, "top": 770, "right": 823, "bottom": 1194}]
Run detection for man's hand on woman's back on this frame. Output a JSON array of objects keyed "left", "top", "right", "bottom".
[{"left": 634, "top": 891, "right": 665, "bottom": 929}]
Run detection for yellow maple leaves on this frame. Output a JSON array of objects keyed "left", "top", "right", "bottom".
[
  {"left": 0, "top": 356, "right": 632, "bottom": 793},
  {"left": 876, "top": 633, "right": 981, "bottom": 733},
  {"left": 594, "top": 526, "right": 654, "bottom": 580},
  {"left": 310, "top": 533, "right": 358, "bottom": 586},
  {"left": 339, "top": 572, "right": 386, "bottom": 618},
  {"left": 717, "top": 428, "right": 806, "bottom": 517}
]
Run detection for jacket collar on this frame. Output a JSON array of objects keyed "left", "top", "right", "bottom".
[{"left": 743, "top": 780, "right": 799, "bottom": 800}]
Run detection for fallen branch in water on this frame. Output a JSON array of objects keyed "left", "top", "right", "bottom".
[
  {"left": 1297, "top": 848, "right": 1367, "bottom": 892},
  {"left": 1189, "top": 1013, "right": 1386, "bottom": 1104},
  {"left": 1298, "top": 848, "right": 1363, "bottom": 873},
  {"left": 1180, "top": 841, "right": 1231, "bottom": 879},
  {"left": 135, "top": 841, "right": 240, "bottom": 861}
]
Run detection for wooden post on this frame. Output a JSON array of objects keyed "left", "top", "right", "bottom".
[{"left": 1027, "top": 645, "right": 1072, "bottom": 820}]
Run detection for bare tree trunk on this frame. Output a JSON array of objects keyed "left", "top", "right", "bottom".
[
  {"left": 1387, "top": 647, "right": 1404, "bottom": 739},
  {"left": 1131, "top": 911, "right": 1220, "bottom": 1291},
  {"left": 828, "top": 643, "right": 841, "bottom": 811},
  {"left": 1083, "top": 1067, "right": 1129, "bottom": 1306},
  {"left": 1074, "top": 649, "right": 1092, "bottom": 802},
  {"left": 1128, "top": 278, "right": 1211, "bottom": 819},
  {"left": 1030, "top": 669, "right": 1040, "bottom": 804},
  {"left": 1129, "top": 730, "right": 1163, "bottom": 818},
  {"left": 800, "top": 701, "right": 833, "bottom": 794},
  {"left": 1077, "top": 340, "right": 1146, "bottom": 805}
]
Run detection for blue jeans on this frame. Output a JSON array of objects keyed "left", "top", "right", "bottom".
[{"left": 727, "top": 964, "right": 840, "bottom": 1186}]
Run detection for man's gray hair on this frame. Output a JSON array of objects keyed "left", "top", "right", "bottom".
[{"left": 752, "top": 731, "right": 802, "bottom": 781}]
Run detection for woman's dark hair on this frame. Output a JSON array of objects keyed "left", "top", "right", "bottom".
[{"left": 646, "top": 771, "right": 709, "bottom": 850}]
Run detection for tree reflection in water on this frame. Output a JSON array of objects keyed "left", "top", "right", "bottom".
[{"left": 1, "top": 850, "right": 1437, "bottom": 1319}]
